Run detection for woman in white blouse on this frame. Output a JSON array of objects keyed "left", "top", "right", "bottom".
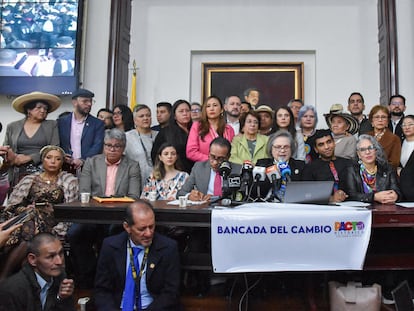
[
  {"left": 141, "top": 143, "right": 189, "bottom": 200},
  {"left": 125, "top": 105, "right": 158, "bottom": 187}
]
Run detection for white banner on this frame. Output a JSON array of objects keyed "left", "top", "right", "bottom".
[{"left": 211, "top": 203, "right": 372, "bottom": 273}]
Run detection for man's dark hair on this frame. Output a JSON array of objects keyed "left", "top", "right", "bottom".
[
  {"left": 209, "top": 136, "right": 231, "bottom": 156},
  {"left": 27, "top": 232, "right": 59, "bottom": 256},
  {"left": 312, "top": 129, "right": 333, "bottom": 147},
  {"left": 348, "top": 92, "right": 365, "bottom": 104},
  {"left": 97, "top": 108, "right": 113, "bottom": 115},
  {"left": 125, "top": 200, "right": 154, "bottom": 226},
  {"left": 389, "top": 94, "right": 406, "bottom": 106},
  {"left": 156, "top": 102, "right": 172, "bottom": 113},
  {"left": 241, "top": 101, "right": 252, "bottom": 110}
]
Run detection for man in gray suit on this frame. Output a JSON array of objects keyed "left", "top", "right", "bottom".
[
  {"left": 68, "top": 128, "right": 141, "bottom": 289},
  {"left": 178, "top": 136, "right": 232, "bottom": 201}
]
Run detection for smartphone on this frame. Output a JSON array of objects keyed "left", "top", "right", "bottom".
[{"left": 2, "top": 212, "right": 31, "bottom": 230}]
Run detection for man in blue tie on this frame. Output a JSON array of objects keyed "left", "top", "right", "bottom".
[
  {"left": 94, "top": 200, "right": 181, "bottom": 311},
  {"left": 0, "top": 232, "right": 75, "bottom": 311}
]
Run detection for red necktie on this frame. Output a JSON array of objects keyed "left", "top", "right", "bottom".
[{"left": 214, "top": 171, "right": 222, "bottom": 196}]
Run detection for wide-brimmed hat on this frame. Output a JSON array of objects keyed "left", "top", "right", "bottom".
[
  {"left": 255, "top": 105, "right": 274, "bottom": 116},
  {"left": 325, "top": 111, "right": 359, "bottom": 135},
  {"left": 12, "top": 91, "right": 61, "bottom": 114}
]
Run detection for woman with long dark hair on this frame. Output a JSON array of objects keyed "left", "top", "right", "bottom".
[
  {"left": 142, "top": 143, "right": 189, "bottom": 200},
  {"left": 112, "top": 104, "right": 134, "bottom": 132},
  {"left": 151, "top": 99, "right": 194, "bottom": 173},
  {"left": 186, "top": 95, "right": 234, "bottom": 162},
  {"left": 274, "top": 106, "right": 305, "bottom": 160}
]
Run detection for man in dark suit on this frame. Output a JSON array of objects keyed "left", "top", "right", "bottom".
[
  {"left": 57, "top": 88, "right": 105, "bottom": 171},
  {"left": 94, "top": 200, "right": 180, "bottom": 311},
  {"left": 388, "top": 94, "right": 406, "bottom": 142},
  {"left": 68, "top": 128, "right": 141, "bottom": 289},
  {"left": 178, "top": 136, "right": 232, "bottom": 201}
]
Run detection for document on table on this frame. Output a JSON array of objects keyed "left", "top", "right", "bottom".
[
  {"left": 336, "top": 201, "right": 371, "bottom": 208},
  {"left": 396, "top": 202, "right": 414, "bottom": 208},
  {"left": 167, "top": 200, "right": 207, "bottom": 205}
]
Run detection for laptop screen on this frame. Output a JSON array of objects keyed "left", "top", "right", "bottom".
[{"left": 284, "top": 181, "right": 334, "bottom": 204}]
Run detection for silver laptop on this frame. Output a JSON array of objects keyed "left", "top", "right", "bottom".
[
  {"left": 284, "top": 181, "right": 334, "bottom": 204},
  {"left": 392, "top": 281, "right": 414, "bottom": 311}
]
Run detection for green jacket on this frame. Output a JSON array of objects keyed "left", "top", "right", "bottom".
[{"left": 229, "top": 134, "right": 269, "bottom": 165}]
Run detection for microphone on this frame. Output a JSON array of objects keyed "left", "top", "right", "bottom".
[
  {"left": 239, "top": 160, "right": 253, "bottom": 197},
  {"left": 266, "top": 165, "right": 282, "bottom": 202},
  {"left": 219, "top": 161, "right": 232, "bottom": 197},
  {"left": 253, "top": 165, "right": 266, "bottom": 182},
  {"left": 277, "top": 160, "right": 291, "bottom": 182}
]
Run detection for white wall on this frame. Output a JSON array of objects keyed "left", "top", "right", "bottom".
[
  {"left": 396, "top": 0, "right": 414, "bottom": 112},
  {"left": 130, "top": 0, "right": 381, "bottom": 128},
  {"left": 1, "top": 0, "right": 413, "bottom": 143}
]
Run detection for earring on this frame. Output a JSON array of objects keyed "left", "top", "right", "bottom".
[{"left": 358, "top": 159, "right": 362, "bottom": 165}]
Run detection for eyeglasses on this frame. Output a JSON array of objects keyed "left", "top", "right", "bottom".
[
  {"left": 104, "top": 143, "right": 124, "bottom": 150},
  {"left": 77, "top": 98, "right": 95, "bottom": 104},
  {"left": 245, "top": 120, "right": 259, "bottom": 125},
  {"left": 390, "top": 102, "right": 404, "bottom": 106},
  {"left": 372, "top": 115, "right": 388, "bottom": 120},
  {"left": 113, "top": 111, "right": 123, "bottom": 116},
  {"left": 357, "top": 145, "right": 376, "bottom": 153},
  {"left": 401, "top": 123, "right": 414, "bottom": 128},
  {"left": 191, "top": 109, "right": 201, "bottom": 113},
  {"left": 209, "top": 154, "right": 227, "bottom": 163},
  {"left": 272, "top": 145, "right": 291, "bottom": 151}
]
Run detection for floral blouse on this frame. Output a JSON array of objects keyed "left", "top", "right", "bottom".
[{"left": 140, "top": 171, "right": 189, "bottom": 200}]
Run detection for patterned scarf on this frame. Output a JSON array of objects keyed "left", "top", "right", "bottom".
[{"left": 359, "top": 163, "right": 376, "bottom": 193}]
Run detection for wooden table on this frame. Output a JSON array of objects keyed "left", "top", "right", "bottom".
[{"left": 54, "top": 200, "right": 414, "bottom": 270}]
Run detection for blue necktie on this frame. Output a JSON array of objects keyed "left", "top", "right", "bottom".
[{"left": 122, "top": 247, "right": 142, "bottom": 311}]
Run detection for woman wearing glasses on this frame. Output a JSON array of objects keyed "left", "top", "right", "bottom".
[
  {"left": 398, "top": 115, "right": 414, "bottom": 201},
  {"left": 112, "top": 104, "right": 134, "bottom": 132},
  {"left": 367, "top": 105, "right": 401, "bottom": 168},
  {"left": 256, "top": 130, "right": 305, "bottom": 201},
  {"left": 343, "top": 135, "right": 400, "bottom": 203},
  {"left": 229, "top": 111, "right": 268, "bottom": 165}
]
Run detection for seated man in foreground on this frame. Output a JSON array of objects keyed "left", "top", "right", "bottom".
[
  {"left": 94, "top": 200, "right": 181, "bottom": 311},
  {"left": 0, "top": 232, "right": 75, "bottom": 311},
  {"left": 68, "top": 128, "right": 141, "bottom": 288}
]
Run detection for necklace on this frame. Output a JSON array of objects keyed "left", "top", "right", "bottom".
[
  {"left": 374, "top": 129, "right": 386, "bottom": 141},
  {"left": 40, "top": 173, "right": 57, "bottom": 184},
  {"left": 365, "top": 165, "right": 377, "bottom": 175}
]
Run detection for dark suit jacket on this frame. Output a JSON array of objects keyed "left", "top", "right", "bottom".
[
  {"left": 0, "top": 264, "right": 75, "bottom": 311},
  {"left": 79, "top": 154, "right": 141, "bottom": 199},
  {"left": 94, "top": 231, "right": 180, "bottom": 311},
  {"left": 400, "top": 151, "right": 414, "bottom": 201},
  {"left": 177, "top": 160, "right": 241, "bottom": 197},
  {"left": 57, "top": 113, "right": 105, "bottom": 160},
  {"left": 388, "top": 116, "right": 405, "bottom": 143},
  {"left": 343, "top": 162, "right": 401, "bottom": 202},
  {"left": 255, "top": 158, "right": 305, "bottom": 198}
]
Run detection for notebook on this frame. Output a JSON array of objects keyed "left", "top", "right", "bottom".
[
  {"left": 283, "top": 181, "right": 334, "bottom": 204},
  {"left": 392, "top": 280, "right": 414, "bottom": 311}
]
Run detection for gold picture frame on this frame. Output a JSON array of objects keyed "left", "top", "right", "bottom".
[{"left": 202, "top": 62, "right": 304, "bottom": 109}]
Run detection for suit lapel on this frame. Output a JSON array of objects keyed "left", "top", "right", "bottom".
[
  {"left": 114, "top": 157, "right": 127, "bottom": 194},
  {"left": 97, "top": 155, "right": 107, "bottom": 194}
]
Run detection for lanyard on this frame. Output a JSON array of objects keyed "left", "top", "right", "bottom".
[
  {"left": 137, "top": 132, "right": 152, "bottom": 166},
  {"left": 127, "top": 240, "right": 149, "bottom": 283}
]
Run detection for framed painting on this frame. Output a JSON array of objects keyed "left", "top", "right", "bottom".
[{"left": 202, "top": 62, "right": 304, "bottom": 109}]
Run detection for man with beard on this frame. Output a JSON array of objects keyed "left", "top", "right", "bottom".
[
  {"left": 302, "top": 129, "right": 352, "bottom": 203},
  {"left": 58, "top": 88, "right": 105, "bottom": 171},
  {"left": 347, "top": 92, "right": 373, "bottom": 135},
  {"left": 388, "top": 94, "right": 406, "bottom": 142},
  {"left": 224, "top": 95, "right": 242, "bottom": 134}
]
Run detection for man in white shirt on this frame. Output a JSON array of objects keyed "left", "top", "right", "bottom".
[{"left": 224, "top": 95, "right": 242, "bottom": 135}]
